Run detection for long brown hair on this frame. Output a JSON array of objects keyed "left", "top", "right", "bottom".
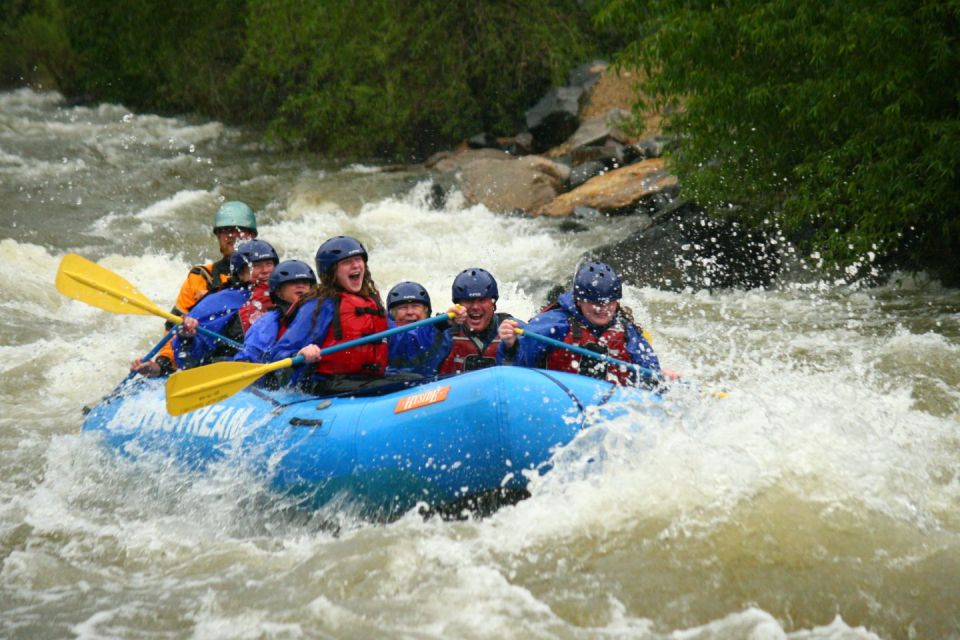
[{"left": 305, "top": 262, "right": 383, "bottom": 327}]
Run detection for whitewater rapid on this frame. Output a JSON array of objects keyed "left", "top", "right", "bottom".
[{"left": 1, "top": 88, "right": 958, "bottom": 639}]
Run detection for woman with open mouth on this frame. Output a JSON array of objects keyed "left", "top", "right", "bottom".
[{"left": 267, "top": 235, "right": 463, "bottom": 395}]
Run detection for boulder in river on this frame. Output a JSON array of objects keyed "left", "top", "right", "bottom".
[
  {"left": 459, "top": 155, "right": 571, "bottom": 213},
  {"left": 536, "top": 158, "right": 678, "bottom": 217}
]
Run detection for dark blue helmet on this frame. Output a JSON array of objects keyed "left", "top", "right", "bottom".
[
  {"left": 387, "top": 281, "right": 432, "bottom": 315},
  {"left": 573, "top": 261, "right": 622, "bottom": 302},
  {"left": 230, "top": 239, "right": 279, "bottom": 275},
  {"left": 268, "top": 260, "right": 317, "bottom": 295},
  {"left": 315, "top": 235, "right": 367, "bottom": 274},
  {"left": 451, "top": 268, "right": 498, "bottom": 302}
]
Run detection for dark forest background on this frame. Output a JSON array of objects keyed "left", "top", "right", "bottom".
[{"left": 2, "top": 0, "right": 957, "bottom": 283}]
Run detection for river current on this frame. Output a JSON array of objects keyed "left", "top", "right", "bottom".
[{"left": 1, "top": 88, "right": 958, "bottom": 639}]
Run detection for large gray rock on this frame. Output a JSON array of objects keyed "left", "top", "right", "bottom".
[
  {"left": 425, "top": 148, "right": 512, "bottom": 174},
  {"left": 525, "top": 86, "right": 584, "bottom": 151},
  {"left": 563, "top": 108, "right": 633, "bottom": 151},
  {"left": 458, "top": 155, "right": 571, "bottom": 213}
]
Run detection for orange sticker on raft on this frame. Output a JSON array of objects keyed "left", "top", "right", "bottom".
[{"left": 394, "top": 385, "right": 451, "bottom": 413}]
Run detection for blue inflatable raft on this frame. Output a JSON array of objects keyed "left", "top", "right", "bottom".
[{"left": 82, "top": 367, "right": 663, "bottom": 516}]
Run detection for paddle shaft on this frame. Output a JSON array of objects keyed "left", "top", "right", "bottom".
[
  {"left": 166, "top": 311, "right": 457, "bottom": 414},
  {"left": 120, "top": 327, "right": 178, "bottom": 384},
  {"left": 59, "top": 257, "right": 242, "bottom": 349},
  {"left": 516, "top": 327, "right": 661, "bottom": 381},
  {"left": 319, "top": 312, "right": 453, "bottom": 358}
]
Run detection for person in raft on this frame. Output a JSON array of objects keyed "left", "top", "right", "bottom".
[
  {"left": 231, "top": 259, "right": 317, "bottom": 364},
  {"left": 268, "top": 236, "right": 464, "bottom": 394},
  {"left": 130, "top": 199, "right": 258, "bottom": 376},
  {"left": 497, "top": 260, "right": 662, "bottom": 386},
  {"left": 386, "top": 281, "right": 431, "bottom": 325},
  {"left": 390, "top": 267, "right": 515, "bottom": 376},
  {"left": 171, "top": 239, "right": 279, "bottom": 370}
]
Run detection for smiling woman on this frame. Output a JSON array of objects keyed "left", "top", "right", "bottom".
[{"left": 265, "top": 235, "right": 394, "bottom": 393}]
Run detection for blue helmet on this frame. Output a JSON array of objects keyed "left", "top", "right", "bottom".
[
  {"left": 230, "top": 239, "right": 279, "bottom": 275},
  {"left": 213, "top": 201, "right": 257, "bottom": 233},
  {"left": 573, "top": 261, "right": 622, "bottom": 302},
  {"left": 387, "top": 281, "right": 432, "bottom": 315},
  {"left": 451, "top": 268, "right": 498, "bottom": 302},
  {"left": 268, "top": 260, "right": 317, "bottom": 295},
  {"left": 315, "top": 236, "right": 368, "bottom": 274}
]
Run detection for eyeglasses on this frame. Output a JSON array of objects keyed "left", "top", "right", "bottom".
[{"left": 214, "top": 226, "right": 254, "bottom": 236}]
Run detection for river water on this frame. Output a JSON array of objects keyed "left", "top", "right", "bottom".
[{"left": 1, "top": 88, "right": 958, "bottom": 639}]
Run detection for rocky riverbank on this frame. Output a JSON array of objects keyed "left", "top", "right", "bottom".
[{"left": 421, "top": 61, "right": 783, "bottom": 291}]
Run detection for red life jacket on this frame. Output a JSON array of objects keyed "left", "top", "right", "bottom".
[
  {"left": 544, "top": 316, "right": 634, "bottom": 385},
  {"left": 437, "top": 313, "right": 508, "bottom": 375},
  {"left": 238, "top": 282, "right": 274, "bottom": 333},
  {"left": 316, "top": 293, "right": 388, "bottom": 376}
]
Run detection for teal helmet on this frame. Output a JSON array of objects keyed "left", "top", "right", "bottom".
[{"left": 213, "top": 201, "right": 257, "bottom": 233}]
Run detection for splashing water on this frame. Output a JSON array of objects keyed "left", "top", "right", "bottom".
[{"left": 1, "top": 89, "right": 958, "bottom": 639}]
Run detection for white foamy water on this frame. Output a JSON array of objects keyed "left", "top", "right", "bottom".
[{"left": 1, "top": 89, "right": 958, "bottom": 639}]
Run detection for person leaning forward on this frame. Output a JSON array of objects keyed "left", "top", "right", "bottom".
[
  {"left": 172, "top": 239, "right": 279, "bottom": 370},
  {"left": 497, "top": 261, "right": 661, "bottom": 386},
  {"left": 268, "top": 236, "right": 462, "bottom": 394},
  {"left": 130, "top": 200, "right": 258, "bottom": 377}
]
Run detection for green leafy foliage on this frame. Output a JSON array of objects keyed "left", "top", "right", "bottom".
[
  {"left": 60, "top": 0, "right": 247, "bottom": 116},
  {"left": 599, "top": 0, "right": 960, "bottom": 281},
  {"left": 0, "top": 0, "right": 76, "bottom": 89},
  {"left": 6, "top": 1, "right": 599, "bottom": 159},
  {"left": 234, "top": 0, "right": 597, "bottom": 158}
]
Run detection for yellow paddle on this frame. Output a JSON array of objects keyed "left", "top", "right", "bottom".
[
  {"left": 165, "top": 311, "right": 458, "bottom": 416},
  {"left": 56, "top": 253, "right": 178, "bottom": 320},
  {"left": 166, "top": 356, "right": 305, "bottom": 415},
  {"left": 55, "top": 253, "right": 242, "bottom": 348}
]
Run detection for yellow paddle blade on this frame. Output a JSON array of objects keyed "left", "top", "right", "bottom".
[
  {"left": 165, "top": 358, "right": 295, "bottom": 416},
  {"left": 56, "top": 253, "right": 176, "bottom": 321}
]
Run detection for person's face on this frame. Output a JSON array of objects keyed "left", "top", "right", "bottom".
[
  {"left": 577, "top": 299, "right": 619, "bottom": 327},
  {"left": 459, "top": 297, "right": 495, "bottom": 332},
  {"left": 278, "top": 280, "right": 313, "bottom": 304},
  {"left": 334, "top": 256, "right": 366, "bottom": 294},
  {"left": 215, "top": 226, "right": 256, "bottom": 257},
  {"left": 391, "top": 302, "right": 427, "bottom": 325},
  {"left": 242, "top": 259, "right": 275, "bottom": 285}
]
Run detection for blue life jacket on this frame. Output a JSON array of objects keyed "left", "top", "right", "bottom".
[{"left": 173, "top": 287, "right": 250, "bottom": 368}]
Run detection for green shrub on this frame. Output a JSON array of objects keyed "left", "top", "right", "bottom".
[
  {"left": 598, "top": 0, "right": 960, "bottom": 282},
  {"left": 234, "top": 0, "right": 598, "bottom": 158},
  {"left": 0, "top": 0, "right": 75, "bottom": 90},
  {"left": 60, "top": 0, "right": 247, "bottom": 115}
]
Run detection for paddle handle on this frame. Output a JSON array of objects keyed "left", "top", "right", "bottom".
[
  {"left": 120, "top": 327, "right": 178, "bottom": 384},
  {"left": 515, "top": 326, "right": 661, "bottom": 381}
]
